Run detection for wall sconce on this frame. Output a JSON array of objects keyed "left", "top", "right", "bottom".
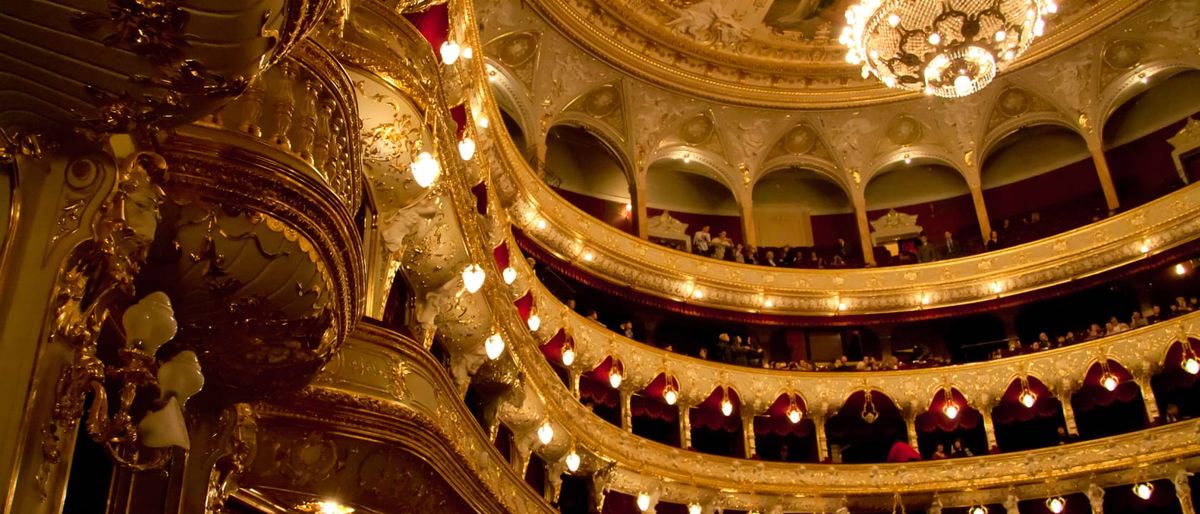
[
  {"left": 537, "top": 420, "right": 554, "bottom": 445},
  {"left": 787, "top": 394, "right": 804, "bottom": 424},
  {"left": 1018, "top": 376, "right": 1038, "bottom": 408},
  {"left": 561, "top": 339, "right": 576, "bottom": 366},
  {"left": 565, "top": 449, "right": 581, "bottom": 472},
  {"left": 1099, "top": 360, "right": 1119, "bottom": 392},
  {"left": 637, "top": 493, "right": 651, "bottom": 512},
  {"left": 861, "top": 389, "right": 879, "bottom": 424},
  {"left": 720, "top": 386, "right": 734, "bottom": 417},
  {"left": 608, "top": 359, "right": 624, "bottom": 389},
  {"left": 458, "top": 136, "right": 476, "bottom": 161},
  {"left": 410, "top": 151, "right": 440, "bottom": 188},
  {"left": 1132, "top": 481, "right": 1154, "bottom": 500},
  {"left": 439, "top": 40, "right": 461, "bottom": 65},
  {"left": 663, "top": 380, "right": 678, "bottom": 406},
  {"left": 942, "top": 387, "right": 960, "bottom": 420},
  {"left": 462, "top": 264, "right": 486, "bottom": 293},
  {"left": 485, "top": 333, "right": 505, "bottom": 360},
  {"left": 1045, "top": 495, "right": 1066, "bottom": 513},
  {"left": 688, "top": 504, "right": 702, "bottom": 514},
  {"left": 502, "top": 266, "right": 517, "bottom": 284},
  {"left": 527, "top": 312, "right": 541, "bottom": 332}
]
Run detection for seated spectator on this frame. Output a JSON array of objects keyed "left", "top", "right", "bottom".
[
  {"left": 1177, "top": 296, "right": 1194, "bottom": 314},
  {"left": 620, "top": 321, "right": 635, "bottom": 338},
  {"left": 1085, "top": 323, "right": 1103, "bottom": 340},
  {"left": 835, "top": 238, "right": 852, "bottom": 262},
  {"left": 716, "top": 333, "right": 733, "bottom": 363},
  {"left": 1055, "top": 426, "right": 1076, "bottom": 445},
  {"left": 1130, "top": 311, "right": 1147, "bottom": 329},
  {"left": 692, "top": 226, "right": 711, "bottom": 255},
  {"left": 930, "top": 444, "right": 948, "bottom": 460},
  {"left": 744, "top": 246, "right": 758, "bottom": 264},
  {"left": 763, "top": 250, "right": 777, "bottom": 267},
  {"left": 585, "top": 309, "right": 599, "bottom": 322},
  {"left": 1163, "top": 403, "right": 1184, "bottom": 423},
  {"left": 780, "top": 245, "right": 795, "bottom": 267},
  {"left": 1147, "top": 305, "right": 1163, "bottom": 324},
  {"left": 941, "top": 231, "right": 960, "bottom": 259},
  {"left": 984, "top": 230, "right": 1002, "bottom": 252},
  {"left": 1107, "top": 316, "right": 1129, "bottom": 334},
  {"left": 697, "top": 347, "right": 709, "bottom": 360},
  {"left": 711, "top": 230, "right": 733, "bottom": 259},
  {"left": 1038, "top": 332, "right": 1051, "bottom": 347},
  {"left": 829, "top": 254, "right": 846, "bottom": 267},
  {"left": 887, "top": 440, "right": 922, "bottom": 462},
  {"left": 949, "top": 438, "right": 973, "bottom": 458},
  {"left": 733, "top": 243, "right": 746, "bottom": 263},
  {"left": 917, "top": 235, "right": 936, "bottom": 263},
  {"left": 566, "top": 298, "right": 577, "bottom": 311}
]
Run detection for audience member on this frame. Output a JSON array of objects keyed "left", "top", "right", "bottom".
[
  {"left": 931, "top": 444, "right": 947, "bottom": 460},
  {"left": 917, "top": 235, "right": 936, "bottom": 263},
  {"left": 1130, "top": 311, "right": 1147, "bottom": 329},
  {"left": 1163, "top": 403, "right": 1183, "bottom": 423},
  {"left": 1147, "top": 305, "right": 1163, "bottom": 324},
  {"left": 692, "top": 226, "right": 711, "bottom": 255},
  {"left": 764, "top": 250, "right": 778, "bottom": 267},
  {"left": 985, "top": 230, "right": 1002, "bottom": 252},
  {"left": 887, "top": 440, "right": 922, "bottom": 462},
  {"left": 733, "top": 244, "right": 746, "bottom": 263},
  {"left": 711, "top": 230, "right": 733, "bottom": 259},
  {"left": 941, "top": 231, "right": 960, "bottom": 259},
  {"left": 949, "top": 438, "right": 973, "bottom": 458}
]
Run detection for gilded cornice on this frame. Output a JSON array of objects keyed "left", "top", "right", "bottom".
[{"left": 512, "top": 0, "right": 1151, "bottom": 108}]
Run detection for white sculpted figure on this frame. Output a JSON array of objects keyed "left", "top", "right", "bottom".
[
  {"left": 380, "top": 196, "right": 439, "bottom": 254},
  {"left": 666, "top": 0, "right": 751, "bottom": 48}
]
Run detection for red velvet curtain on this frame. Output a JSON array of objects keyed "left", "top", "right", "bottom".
[
  {"left": 917, "top": 388, "right": 983, "bottom": 433},
  {"left": 402, "top": 3, "right": 449, "bottom": 50}
]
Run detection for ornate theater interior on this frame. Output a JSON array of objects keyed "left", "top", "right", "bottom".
[{"left": 3, "top": 0, "right": 1200, "bottom": 513}]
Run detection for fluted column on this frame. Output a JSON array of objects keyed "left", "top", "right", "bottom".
[
  {"left": 1174, "top": 469, "right": 1195, "bottom": 514},
  {"left": 620, "top": 390, "right": 633, "bottom": 432},
  {"left": 742, "top": 412, "right": 757, "bottom": 459},
  {"left": 852, "top": 193, "right": 876, "bottom": 266},
  {"left": 679, "top": 403, "right": 694, "bottom": 449},
  {"left": 905, "top": 411, "right": 921, "bottom": 454},
  {"left": 969, "top": 183, "right": 992, "bottom": 243},
  {"left": 981, "top": 406, "right": 998, "bottom": 451},
  {"left": 813, "top": 412, "right": 829, "bottom": 462},
  {"left": 1135, "top": 377, "right": 1161, "bottom": 423},
  {"left": 1087, "top": 140, "right": 1120, "bottom": 212}
]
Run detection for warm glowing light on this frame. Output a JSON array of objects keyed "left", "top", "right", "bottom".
[
  {"left": 1176, "top": 263, "right": 1187, "bottom": 275},
  {"left": 298, "top": 501, "right": 355, "bottom": 514},
  {"left": 536, "top": 219, "right": 547, "bottom": 230},
  {"left": 688, "top": 504, "right": 702, "bottom": 514},
  {"left": 458, "top": 136, "right": 476, "bottom": 161},
  {"left": 485, "top": 334, "right": 505, "bottom": 360},
  {"left": 502, "top": 266, "right": 517, "bottom": 284},
  {"left": 527, "top": 313, "right": 541, "bottom": 332},
  {"left": 462, "top": 46, "right": 474, "bottom": 59},
  {"left": 1046, "top": 496, "right": 1066, "bottom": 513},
  {"left": 439, "top": 40, "right": 461, "bottom": 65},
  {"left": 1133, "top": 482, "right": 1154, "bottom": 500},
  {"left": 561, "top": 346, "right": 576, "bottom": 366},
  {"left": 582, "top": 251, "right": 595, "bottom": 262},
  {"left": 763, "top": 298, "right": 775, "bottom": 308},
  {"left": 904, "top": 153, "right": 912, "bottom": 164},
  {"left": 478, "top": 117, "right": 490, "bottom": 128},
  {"left": 692, "top": 288, "right": 704, "bottom": 299},
  {"left": 565, "top": 451, "right": 581, "bottom": 472},
  {"left": 787, "top": 406, "right": 803, "bottom": 424},
  {"left": 1101, "top": 373, "right": 1119, "bottom": 392},
  {"left": 410, "top": 151, "right": 440, "bottom": 188},
  {"left": 943, "top": 401, "right": 960, "bottom": 420},
  {"left": 637, "top": 493, "right": 651, "bottom": 512},
  {"left": 1139, "top": 242, "right": 1150, "bottom": 254},
  {"left": 537, "top": 421, "right": 554, "bottom": 445},
  {"left": 927, "top": 32, "right": 941, "bottom": 45},
  {"left": 990, "top": 281, "right": 1004, "bottom": 294},
  {"left": 920, "top": 293, "right": 931, "bottom": 305},
  {"left": 969, "top": 506, "right": 988, "bottom": 514},
  {"left": 625, "top": 202, "right": 633, "bottom": 212},
  {"left": 664, "top": 388, "right": 678, "bottom": 406},
  {"left": 1184, "top": 356, "right": 1200, "bottom": 375},
  {"left": 837, "top": 300, "right": 848, "bottom": 311},
  {"left": 721, "top": 398, "right": 734, "bottom": 417},
  {"left": 609, "top": 368, "right": 623, "bottom": 389},
  {"left": 462, "top": 264, "right": 486, "bottom": 293},
  {"left": 1019, "top": 390, "right": 1038, "bottom": 408}
]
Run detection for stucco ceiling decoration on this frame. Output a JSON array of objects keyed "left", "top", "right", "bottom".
[
  {"left": 485, "top": 31, "right": 543, "bottom": 90},
  {"left": 499, "top": 0, "right": 1152, "bottom": 108},
  {"left": 562, "top": 82, "right": 629, "bottom": 141}
]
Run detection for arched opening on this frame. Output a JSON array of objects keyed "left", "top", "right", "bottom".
[
  {"left": 1101, "top": 479, "right": 1183, "bottom": 514},
  {"left": 753, "top": 392, "right": 818, "bottom": 462},
  {"left": 646, "top": 159, "right": 742, "bottom": 256},
  {"left": 825, "top": 390, "right": 906, "bottom": 463},
  {"left": 557, "top": 473, "right": 590, "bottom": 514},
  {"left": 916, "top": 388, "right": 988, "bottom": 457},
  {"left": 751, "top": 167, "right": 859, "bottom": 267},
  {"left": 539, "top": 329, "right": 573, "bottom": 388},
  {"left": 524, "top": 453, "right": 547, "bottom": 496},
  {"left": 1071, "top": 359, "right": 1147, "bottom": 440},
  {"left": 864, "top": 163, "right": 974, "bottom": 264},
  {"left": 632, "top": 373, "right": 681, "bottom": 447},
  {"left": 981, "top": 125, "right": 1104, "bottom": 246},
  {"left": 992, "top": 376, "right": 1067, "bottom": 452},
  {"left": 545, "top": 124, "right": 636, "bottom": 234},
  {"left": 1151, "top": 338, "right": 1200, "bottom": 421},
  {"left": 1104, "top": 70, "right": 1200, "bottom": 204},
  {"left": 499, "top": 107, "right": 527, "bottom": 155},
  {"left": 580, "top": 356, "right": 623, "bottom": 427},
  {"left": 689, "top": 386, "right": 744, "bottom": 457}
]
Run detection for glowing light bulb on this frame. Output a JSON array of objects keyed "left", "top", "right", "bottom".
[
  {"left": 1139, "top": 242, "right": 1150, "bottom": 254},
  {"left": 410, "top": 151, "right": 440, "bottom": 188},
  {"left": 763, "top": 298, "right": 775, "bottom": 308},
  {"left": 689, "top": 504, "right": 702, "bottom": 514},
  {"left": 536, "top": 218, "right": 547, "bottom": 230},
  {"left": 582, "top": 251, "right": 595, "bottom": 262},
  {"left": 1019, "top": 390, "right": 1037, "bottom": 408},
  {"left": 317, "top": 501, "right": 355, "bottom": 514},
  {"left": 462, "top": 264, "right": 486, "bottom": 293},
  {"left": 837, "top": 300, "right": 848, "bottom": 311},
  {"left": 439, "top": 40, "right": 461, "bottom": 65},
  {"left": 1176, "top": 263, "right": 1187, "bottom": 275},
  {"left": 565, "top": 451, "right": 580, "bottom": 472},
  {"left": 537, "top": 421, "right": 554, "bottom": 445},
  {"left": 990, "top": 281, "right": 1004, "bottom": 294},
  {"left": 637, "top": 493, "right": 651, "bottom": 512},
  {"left": 458, "top": 136, "right": 476, "bottom": 161},
  {"left": 462, "top": 46, "right": 474, "bottom": 59},
  {"left": 887, "top": 13, "right": 900, "bottom": 26},
  {"left": 1183, "top": 356, "right": 1199, "bottom": 375},
  {"left": 921, "top": 293, "right": 932, "bottom": 305},
  {"left": 527, "top": 313, "right": 541, "bottom": 332},
  {"left": 609, "top": 369, "right": 623, "bottom": 389},
  {"left": 1046, "top": 1, "right": 1058, "bottom": 13},
  {"left": 721, "top": 398, "right": 733, "bottom": 417},
  {"left": 1033, "top": 18, "right": 1045, "bottom": 36},
  {"left": 1134, "top": 482, "right": 1154, "bottom": 500},
  {"left": 478, "top": 117, "right": 490, "bottom": 128},
  {"left": 787, "top": 407, "right": 802, "bottom": 424},
  {"left": 943, "top": 402, "right": 960, "bottom": 420},
  {"left": 561, "top": 346, "right": 575, "bottom": 366},
  {"left": 502, "top": 266, "right": 517, "bottom": 284},
  {"left": 1101, "top": 373, "right": 1118, "bottom": 392},
  {"left": 664, "top": 388, "right": 678, "bottom": 406},
  {"left": 485, "top": 334, "right": 505, "bottom": 360},
  {"left": 994, "top": 30, "right": 1007, "bottom": 42},
  {"left": 904, "top": 153, "right": 912, "bottom": 164},
  {"left": 692, "top": 288, "right": 704, "bottom": 299},
  {"left": 969, "top": 506, "right": 988, "bottom": 514},
  {"left": 954, "top": 75, "right": 973, "bottom": 96},
  {"left": 625, "top": 202, "right": 632, "bottom": 212},
  {"left": 928, "top": 32, "right": 941, "bottom": 45},
  {"left": 1047, "top": 496, "right": 1066, "bottom": 513}
]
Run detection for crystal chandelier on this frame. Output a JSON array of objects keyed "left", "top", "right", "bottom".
[{"left": 840, "top": 0, "right": 1057, "bottom": 98}]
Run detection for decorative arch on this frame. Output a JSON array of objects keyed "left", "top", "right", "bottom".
[
  {"left": 1098, "top": 62, "right": 1200, "bottom": 128},
  {"left": 645, "top": 145, "right": 743, "bottom": 199},
  {"left": 861, "top": 145, "right": 966, "bottom": 187},
  {"left": 751, "top": 166, "right": 857, "bottom": 249},
  {"left": 547, "top": 116, "right": 635, "bottom": 184},
  {"left": 484, "top": 60, "right": 538, "bottom": 146}
]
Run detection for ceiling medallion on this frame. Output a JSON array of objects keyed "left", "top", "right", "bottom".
[{"left": 840, "top": 0, "right": 1057, "bottom": 98}]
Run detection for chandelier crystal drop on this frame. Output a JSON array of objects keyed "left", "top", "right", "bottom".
[{"left": 840, "top": 0, "right": 1057, "bottom": 98}]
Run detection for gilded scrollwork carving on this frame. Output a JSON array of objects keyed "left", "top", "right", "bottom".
[{"left": 205, "top": 403, "right": 258, "bottom": 514}]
